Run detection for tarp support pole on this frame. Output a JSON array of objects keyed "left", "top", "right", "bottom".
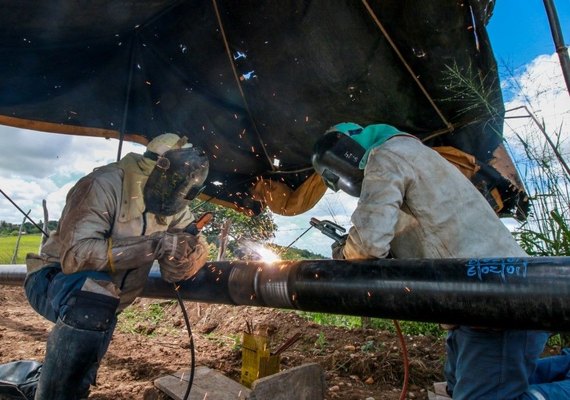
[
  {"left": 543, "top": 0, "right": 570, "bottom": 96},
  {"left": 117, "top": 34, "right": 137, "bottom": 161}
]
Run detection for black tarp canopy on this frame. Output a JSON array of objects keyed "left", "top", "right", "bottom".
[{"left": 0, "top": 0, "right": 525, "bottom": 216}]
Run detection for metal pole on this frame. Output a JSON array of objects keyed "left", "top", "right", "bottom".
[
  {"left": 3, "top": 257, "right": 570, "bottom": 331},
  {"left": 543, "top": 0, "right": 570, "bottom": 95}
]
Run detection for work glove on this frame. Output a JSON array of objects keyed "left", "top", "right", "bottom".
[
  {"left": 154, "top": 231, "right": 199, "bottom": 261},
  {"left": 158, "top": 234, "right": 209, "bottom": 283},
  {"left": 331, "top": 234, "right": 348, "bottom": 260}
]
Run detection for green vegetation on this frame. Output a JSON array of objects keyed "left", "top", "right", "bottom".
[
  {"left": 0, "top": 233, "right": 42, "bottom": 264},
  {"left": 189, "top": 199, "right": 277, "bottom": 258},
  {"left": 117, "top": 301, "right": 176, "bottom": 336},
  {"left": 205, "top": 333, "right": 242, "bottom": 351},
  {"left": 275, "top": 244, "right": 324, "bottom": 260},
  {"left": 313, "top": 331, "right": 328, "bottom": 352},
  {"left": 297, "top": 311, "right": 444, "bottom": 337},
  {"left": 0, "top": 220, "right": 57, "bottom": 236}
]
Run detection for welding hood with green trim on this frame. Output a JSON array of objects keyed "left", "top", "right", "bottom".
[
  {"left": 312, "top": 131, "right": 365, "bottom": 197},
  {"left": 144, "top": 146, "right": 209, "bottom": 216}
]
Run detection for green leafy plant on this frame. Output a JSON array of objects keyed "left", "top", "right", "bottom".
[{"left": 314, "top": 332, "right": 328, "bottom": 350}]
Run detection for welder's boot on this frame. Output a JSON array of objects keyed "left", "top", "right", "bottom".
[{"left": 34, "top": 290, "right": 118, "bottom": 400}]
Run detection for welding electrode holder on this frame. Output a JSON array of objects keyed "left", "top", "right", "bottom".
[{"left": 310, "top": 217, "right": 348, "bottom": 245}]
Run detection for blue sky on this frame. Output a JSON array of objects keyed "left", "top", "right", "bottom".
[
  {"left": 488, "top": 0, "right": 570, "bottom": 71},
  {"left": 0, "top": 2, "right": 569, "bottom": 258}
]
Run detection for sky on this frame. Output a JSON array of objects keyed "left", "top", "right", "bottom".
[{"left": 0, "top": 1, "right": 569, "bottom": 258}]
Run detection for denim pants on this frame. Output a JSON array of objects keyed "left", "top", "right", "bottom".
[
  {"left": 24, "top": 264, "right": 117, "bottom": 389},
  {"left": 24, "top": 263, "right": 114, "bottom": 323},
  {"left": 445, "top": 326, "right": 570, "bottom": 399}
]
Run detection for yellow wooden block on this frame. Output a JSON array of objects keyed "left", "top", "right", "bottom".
[{"left": 240, "top": 333, "right": 280, "bottom": 388}]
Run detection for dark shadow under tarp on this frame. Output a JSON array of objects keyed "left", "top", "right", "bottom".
[{"left": 0, "top": 0, "right": 526, "bottom": 217}]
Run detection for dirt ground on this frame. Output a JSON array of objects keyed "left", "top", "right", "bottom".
[{"left": 1, "top": 284, "right": 447, "bottom": 400}]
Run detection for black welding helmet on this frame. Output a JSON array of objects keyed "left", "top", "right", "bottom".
[
  {"left": 144, "top": 145, "right": 209, "bottom": 216},
  {"left": 312, "top": 130, "right": 365, "bottom": 197}
]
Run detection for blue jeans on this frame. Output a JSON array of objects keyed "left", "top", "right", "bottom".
[
  {"left": 24, "top": 263, "right": 114, "bottom": 322},
  {"left": 445, "top": 327, "right": 570, "bottom": 399},
  {"left": 525, "top": 349, "right": 570, "bottom": 399}
]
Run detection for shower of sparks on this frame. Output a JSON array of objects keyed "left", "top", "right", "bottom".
[{"left": 252, "top": 243, "right": 280, "bottom": 262}]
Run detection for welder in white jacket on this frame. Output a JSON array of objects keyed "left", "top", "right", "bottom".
[
  {"left": 24, "top": 133, "right": 210, "bottom": 400},
  {"left": 312, "top": 122, "right": 570, "bottom": 400}
]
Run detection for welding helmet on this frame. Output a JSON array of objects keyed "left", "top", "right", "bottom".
[
  {"left": 312, "top": 130, "right": 365, "bottom": 197},
  {"left": 143, "top": 138, "right": 209, "bottom": 216}
]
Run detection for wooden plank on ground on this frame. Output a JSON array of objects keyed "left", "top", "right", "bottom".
[{"left": 155, "top": 366, "right": 250, "bottom": 400}]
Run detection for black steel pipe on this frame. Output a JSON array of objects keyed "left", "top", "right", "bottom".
[{"left": 2, "top": 257, "right": 570, "bottom": 331}]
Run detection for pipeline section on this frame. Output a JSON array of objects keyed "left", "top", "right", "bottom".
[{"left": 2, "top": 257, "right": 570, "bottom": 331}]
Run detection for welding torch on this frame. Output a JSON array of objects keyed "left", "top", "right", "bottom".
[{"left": 184, "top": 212, "right": 213, "bottom": 235}]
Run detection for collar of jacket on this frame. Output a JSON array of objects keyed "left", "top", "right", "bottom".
[
  {"left": 349, "top": 124, "right": 405, "bottom": 169},
  {"left": 116, "top": 153, "right": 156, "bottom": 222}
]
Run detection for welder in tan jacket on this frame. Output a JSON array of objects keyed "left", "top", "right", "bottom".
[
  {"left": 25, "top": 133, "right": 210, "bottom": 400},
  {"left": 312, "top": 123, "right": 570, "bottom": 400}
]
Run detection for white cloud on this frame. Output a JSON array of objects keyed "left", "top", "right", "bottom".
[
  {"left": 271, "top": 190, "right": 358, "bottom": 257},
  {"left": 0, "top": 127, "right": 143, "bottom": 224},
  {"left": 502, "top": 53, "right": 570, "bottom": 156}
]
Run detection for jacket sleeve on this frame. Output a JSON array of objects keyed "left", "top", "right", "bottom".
[
  {"left": 56, "top": 173, "right": 159, "bottom": 273},
  {"left": 55, "top": 175, "right": 119, "bottom": 273},
  {"left": 343, "top": 147, "right": 414, "bottom": 259}
]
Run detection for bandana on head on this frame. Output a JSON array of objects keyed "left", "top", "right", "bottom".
[{"left": 331, "top": 123, "right": 403, "bottom": 169}]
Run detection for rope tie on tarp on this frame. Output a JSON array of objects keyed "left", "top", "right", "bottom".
[
  {"left": 211, "top": 0, "right": 277, "bottom": 172},
  {"left": 362, "top": 0, "right": 455, "bottom": 133}
]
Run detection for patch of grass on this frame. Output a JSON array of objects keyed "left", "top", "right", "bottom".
[
  {"left": 360, "top": 339, "right": 383, "bottom": 353},
  {"left": 370, "top": 319, "right": 444, "bottom": 337},
  {"left": 205, "top": 333, "right": 242, "bottom": 351},
  {"left": 313, "top": 331, "right": 328, "bottom": 353},
  {"left": 298, "top": 311, "right": 444, "bottom": 337},
  {"left": 117, "top": 301, "right": 175, "bottom": 336},
  {"left": 297, "top": 311, "right": 361, "bottom": 329},
  {"left": 0, "top": 234, "right": 42, "bottom": 264}
]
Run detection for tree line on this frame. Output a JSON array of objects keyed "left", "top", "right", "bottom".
[{"left": 0, "top": 220, "right": 58, "bottom": 236}]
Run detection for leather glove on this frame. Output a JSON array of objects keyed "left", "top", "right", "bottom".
[
  {"left": 331, "top": 234, "right": 348, "bottom": 260},
  {"left": 155, "top": 232, "right": 199, "bottom": 262},
  {"left": 158, "top": 234, "right": 209, "bottom": 283}
]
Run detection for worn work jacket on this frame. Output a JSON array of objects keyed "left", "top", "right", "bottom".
[
  {"left": 30, "top": 153, "right": 194, "bottom": 310},
  {"left": 343, "top": 136, "right": 526, "bottom": 259}
]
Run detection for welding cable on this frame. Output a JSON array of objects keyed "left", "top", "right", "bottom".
[
  {"left": 393, "top": 320, "right": 409, "bottom": 400},
  {"left": 174, "top": 285, "right": 196, "bottom": 400}
]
